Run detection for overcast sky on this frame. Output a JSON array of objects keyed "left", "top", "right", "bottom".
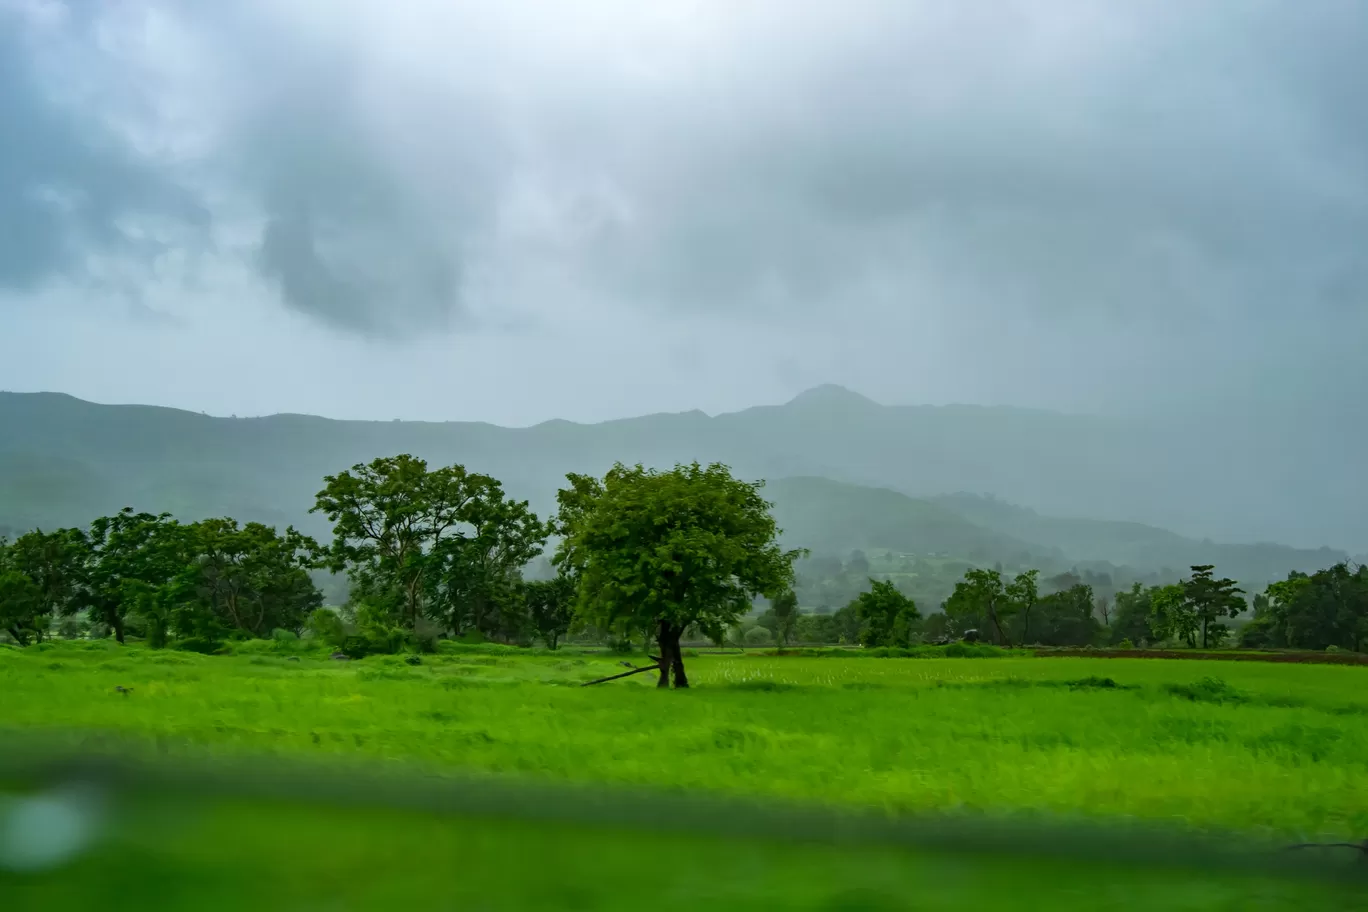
[{"left": 1, "top": 0, "right": 1365, "bottom": 426}]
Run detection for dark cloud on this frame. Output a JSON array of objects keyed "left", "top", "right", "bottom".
[{"left": 0, "top": 13, "right": 205, "bottom": 293}]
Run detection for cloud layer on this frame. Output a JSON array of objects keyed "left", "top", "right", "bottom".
[{"left": 0, "top": 1, "right": 1364, "bottom": 485}]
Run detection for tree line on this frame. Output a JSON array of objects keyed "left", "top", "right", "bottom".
[
  {"left": 2, "top": 454, "right": 1364, "bottom": 667},
  {"left": 0, "top": 456, "right": 799, "bottom": 686},
  {"left": 754, "top": 560, "right": 1367, "bottom": 653}
]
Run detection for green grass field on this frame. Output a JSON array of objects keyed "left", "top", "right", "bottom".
[{"left": 3, "top": 641, "right": 1366, "bottom": 837}]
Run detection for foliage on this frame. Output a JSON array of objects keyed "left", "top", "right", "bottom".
[
  {"left": 769, "top": 589, "right": 799, "bottom": 649},
  {"left": 848, "top": 579, "right": 920, "bottom": 648},
  {"left": 554, "top": 462, "right": 800, "bottom": 687},
  {"left": 85, "top": 509, "right": 188, "bottom": 644},
  {"left": 1148, "top": 566, "right": 1245, "bottom": 648},
  {"left": 312, "top": 455, "right": 546, "bottom": 633},
  {"left": 305, "top": 608, "right": 347, "bottom": 647},
  {"left": 523, "top": 574, "right": 577, "bottom": 649},
  {"left": 743, "top": 625, "right": 774, "bottom": 646},
  {"left": 1109, "top": 583, "right": 1161, "bottom": 646},
  {"left": 944, "top": 568, "right": 1037, "bottom": 647},
  {"left": 0, "top": 566, "right": 44, "bottom": 646},
  {"left": 1243, "top": 563, "right": 1368, "bottom": 652},
  {"left": 172, "top": 519, "right": 324, "bottom": 641},
  {"left": 1030, "top": 583, "right": 1102, "bottom": 647},
  {"left": 1004, "top": 569, "right": 1039, "bottom": 643}
]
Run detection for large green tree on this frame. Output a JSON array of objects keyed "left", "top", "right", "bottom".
[
  {"left": 174, "top": 519, "right": 324, "bottom": 639},
  {"left": 4, "top": 528, "right": 91, "bottom": 642},
  {"left": 523, "top": 574, "right": 577, "bottom": 649},
  {"left": 1243, "top": 563, "right": 1368, "bottom": 651},
  {"left": 945, "top": 568, "right": 1034, "bottom": 646},
  {"left": 312, "top": 455, "right": 538, "bottom": 629},
  {"left": 1181, "top": 565, "right": 1245, "bottom": 648},
  {"left": 554, "top": 462, "right": 800, "bottom": 688},
  {"left": 84, "top": 509, "right": 186, "bottom": 643}
]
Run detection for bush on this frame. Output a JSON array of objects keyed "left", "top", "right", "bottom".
[
  {"left": 743, "top": 626, "right": 774, "bottom": 647},
  {"left": 1117, "top": 638, "right": 1134, "bottom": 650},
  {"left": 306, "top": 609, "right": 346, "bottom": 647},
  {"left": 272, "top": 628, "right": 299, "bottom": 642},
  {"left": 1165, "top": 676, "right": 1246, "bottom": 704},
  {"left": 340, "top": 635, "right": 381, "bottom": 659},
  {"left": 404, "top": 654, "right": 423, "bottom": 666},
  {"left": 175, "top": 636, "right": 225, "bottom": 655},
  {"left": 411, "top": 632, "right": 438, "bottom": 655}
]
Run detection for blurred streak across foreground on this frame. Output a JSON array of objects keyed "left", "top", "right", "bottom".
[{"left": 1, "top": 739, "right": 1365, "bottom": 911}]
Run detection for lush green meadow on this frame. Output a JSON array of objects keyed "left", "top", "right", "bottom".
[{"left": 3, "top": 641, "right": 1366, "bottom": 837}]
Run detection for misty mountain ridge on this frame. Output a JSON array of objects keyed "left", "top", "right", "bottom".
[{"left": 0, "top": 388, "right": 1355, "bottom": 584}]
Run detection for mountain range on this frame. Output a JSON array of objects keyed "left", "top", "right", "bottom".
[{"left": 0, "top": 387, "right": 1353, "bottom": 585}]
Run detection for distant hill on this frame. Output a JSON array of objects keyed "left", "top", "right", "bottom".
[
  {"left": 765, "top": 477, "right": 1059, "bottom": 565},
  {"left": 932, "top": 493, "right": 1345, "bottom": 585},
  {"left": 0, "top": 388, "right": 1357, "bottom": 583}
]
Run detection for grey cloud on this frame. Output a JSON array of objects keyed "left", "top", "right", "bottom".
[
  {"left": 0, "top": 13, "right": 206, "bottom": 293},
  {"left": 1, "top": 0, "right": 1365, "bottom": 414}
]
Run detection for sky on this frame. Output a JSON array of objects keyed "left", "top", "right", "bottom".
[{"left": 1, "top": 0, "right": 1365, "bottom": 427}]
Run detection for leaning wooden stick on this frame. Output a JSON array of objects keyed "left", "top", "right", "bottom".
[{"left": 581, "top": 656, "right": 664, "bottom": 687}]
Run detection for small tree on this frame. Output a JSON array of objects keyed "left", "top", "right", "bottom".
[
  {"left": 770, "top": 589, "right": 800, "bottom": 649},
  {"left": 1182, "top": 565, "right": 1245, "bottom": 649},
  {"left": 945, "top": 568, "right": 1016, "bottom": 646},
  {"left": 554, "top": 462, "right": 800, "bottom": 688},
  {"left": 1005, "top": 569, "right": 1040, "bottom": 644},
  {"left": 524, "top": 574, "right": 576, "bottom": 649},
  {"left": 1149, "top": 583, "right": 1196, "bottom": 646},
  {"left": 850, "top": 579, "right": 920, "bottom": 648}
]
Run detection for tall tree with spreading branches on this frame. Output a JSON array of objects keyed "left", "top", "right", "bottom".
[{"left": 554, "top": 462, "right": 801, "bottom": 688}]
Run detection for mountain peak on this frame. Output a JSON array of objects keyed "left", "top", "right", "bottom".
[{"left": 785, "top": 384, "right": 880, "bottom": 410}]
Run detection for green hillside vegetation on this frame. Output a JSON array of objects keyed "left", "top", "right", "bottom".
[
  {"left": 0, "top": 390, "right": 1352, "bottom": 586},
  {"left": 933, "top": 493, "right": 1343, "bottom": 586},
  {"left": 765, "top": 477, "right": 1056, "bottom": 564}
]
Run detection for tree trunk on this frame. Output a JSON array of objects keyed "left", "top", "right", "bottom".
[
  {"left": 113, "top": 615, "right": 126, "bottom": 644},
  {"left": 656, "top": 622, "right": 688, "bottom": 688},
  {"left": 7, "top": 626, "right": 29, "bottom": 647},
  {"left": 670, "top": 632, "right": 689, "bottom": 688},
  {"left": 657, "top": 621, "right": 672, "bottom": 688}
]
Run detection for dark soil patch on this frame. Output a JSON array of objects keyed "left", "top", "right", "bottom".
[{"left": 1032, "top": 649, "right": 1368, "bottom": 666}]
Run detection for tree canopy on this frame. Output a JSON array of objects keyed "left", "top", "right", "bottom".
[{"left": 554, "top": 462, "right": 799, "bottom": 687}]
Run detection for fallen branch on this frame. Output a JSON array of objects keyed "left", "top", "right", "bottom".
[{"left": 581, "top": 656, "right": 663, "bottom": 687}]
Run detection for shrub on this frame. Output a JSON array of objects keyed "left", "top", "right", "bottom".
[
  {"left": 1165, "top": 676, "right": 1246, "bottom": 704},
  {"left": 1117, "top": 638, "right": 1134, "bottom": 650},
  {"left": 306, "top": 609, "right": 346, "bottom": 647},
  {"left": 404, "top": 654, "right": 423, "bottom": 666},
  {"left": 411, "top": 633, "right": 438, "bottom": 655},
  {"left": 175, "top": 636, "right": 225, "bottom": 655},
  {"left": 272, "top": 628, "right": 299, "bottom": 642},
  {"left": 743, "top": 626, "right": 774, "bottom": 647},
  {"left": 340, "top": 635, "right": 380, "bottom": 659}
]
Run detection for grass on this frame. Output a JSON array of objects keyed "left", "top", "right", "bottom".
[
  {"left": 5, "top": 790, "right": 1366, "bottom": 911},
  {"left": 3, "top": 640, "right": 1367, "bottom": 839}
]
